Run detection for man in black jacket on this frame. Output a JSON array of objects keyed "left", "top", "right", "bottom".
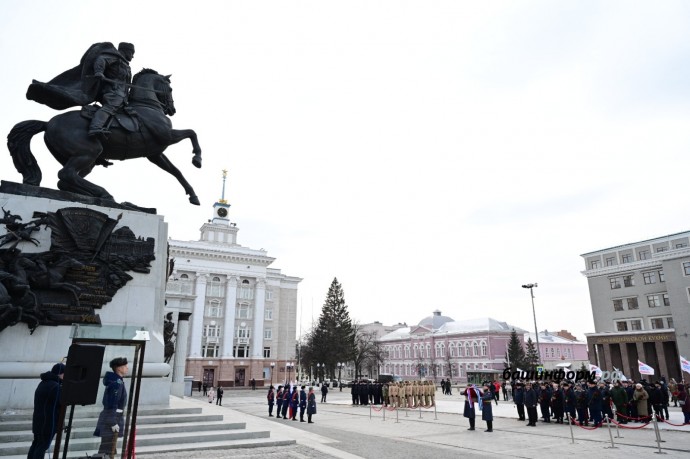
[
  {"left": 524, "top": 382, "right": 538, "bottom": 427},
  {"left": 28, "top": 363, "right": 65, "bottom": 459}
]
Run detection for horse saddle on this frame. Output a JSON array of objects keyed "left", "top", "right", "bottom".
[{"left": 81, "top": 104, "right": 140, "bottom": 133}]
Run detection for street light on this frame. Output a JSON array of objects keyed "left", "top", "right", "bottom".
[
  {"left": 337, "top": 362, "right": 345, "bottom": 391},
  {"left": 316, "top": 363, "right": 324, "bottom": 384},
  {"left": 521, "top": 283, "right": 541, "bottom": 365},
  {"left": 270, "top": 362, "right": 275, "bottom": 387}
]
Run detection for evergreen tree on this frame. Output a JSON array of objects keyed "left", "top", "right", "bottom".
[
  {"left": 505, "top": 329, "right": 526, "bottom": 369},
  {"left": 307, "top": 278, "right": 355, "bottom": 377},
  {"left": 524, "top": 337, "right": 540, "bottom": 368}
]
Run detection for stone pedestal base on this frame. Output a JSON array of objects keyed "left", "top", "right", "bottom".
[{"left": 0, "top": 184, "right": 171, "bottom": 409}]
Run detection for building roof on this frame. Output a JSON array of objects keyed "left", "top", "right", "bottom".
[
  {"left": 417, "top": 310, "right": 454, "bottom": 329},
  {"left": 526, "top": 331, "right": 585, "bottom": 345},
  {"left": 379, "top": 316, "right": 524, "bottom": 341}
]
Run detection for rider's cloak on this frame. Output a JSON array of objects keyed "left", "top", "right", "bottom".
[{"left": 26, "top": 42, "right": 121, "bottom": 110}]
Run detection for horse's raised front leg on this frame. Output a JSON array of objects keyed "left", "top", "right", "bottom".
[
  {"left": 169, "top": 129, "right": 202, "bottom": 169},
  {"left": 148, "top": 153, "right": 200, "bottom": 205}
]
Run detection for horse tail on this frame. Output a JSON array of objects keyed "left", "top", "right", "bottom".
[{"left": 7, "top": 120, "right": 47, "bottom": 186}]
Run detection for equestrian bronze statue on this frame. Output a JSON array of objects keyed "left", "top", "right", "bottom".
[{"left": 7, "top": 42, "right": 202, "bottom": 205}]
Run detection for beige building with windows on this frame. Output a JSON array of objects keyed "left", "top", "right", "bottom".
[
  {"left": 582, "top": 231, "right": 690, "bottom": 381},
  {"left": 165, "top": 184, "right": 300, "bottom": 389}
]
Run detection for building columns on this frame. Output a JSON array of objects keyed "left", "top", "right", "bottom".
[
  {"left": 618, "top": 342, "right": 631, "bottom": 379},
  {"left": 655, "top": 341, "right": 669, "bottom": 379},
  {"left": 188, "top": 273, "right": 208, "bottom": 358},
  {"left": 171, "top": 312, "right": 191, "bottom": 396},
  {"left": 251, "top": 279, "right": 266, "bottom": 358},
  {"left": 222, "top": 275, "right": 239, "bottom": 357}
]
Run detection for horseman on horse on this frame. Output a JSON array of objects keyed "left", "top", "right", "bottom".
[{"left": 9, "top": 42, "right": 203, "bottom": 206}]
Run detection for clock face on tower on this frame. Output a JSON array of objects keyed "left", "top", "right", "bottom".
[{"left": 217, "top": 207, "right": 228, "bottom": 218}]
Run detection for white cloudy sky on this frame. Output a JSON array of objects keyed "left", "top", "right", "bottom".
[{"left": 2, "top": 1, "right": 690, "bottom": 341}]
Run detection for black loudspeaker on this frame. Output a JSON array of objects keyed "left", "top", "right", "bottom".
[{"left": 60, "top": 343, "right": 106, "bottom": 406}]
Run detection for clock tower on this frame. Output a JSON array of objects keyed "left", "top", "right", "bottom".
[{"left": 200, "top": 170, "right": 238, "bottom": 244}]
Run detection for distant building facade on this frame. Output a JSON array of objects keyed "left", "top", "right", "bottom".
[
  {"left": 378, "top": 311, "right": 524, "bottom": 383},
  {"left": 582, "top": 231, "right": 690, "bottom": 381},
  {"left": 527, "top": 331, "right": 589, "bottom": 371},
  {"left": 165, "top": 186, "right": 300, "bottom": 389}
]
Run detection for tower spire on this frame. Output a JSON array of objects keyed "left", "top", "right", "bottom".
[{"left": 220, "top": 169, "right": 228, "bottom": 204}]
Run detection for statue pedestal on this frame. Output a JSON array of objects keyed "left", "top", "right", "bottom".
[{"left": 0, "top": 183, "right": 171, "bottom": 409}]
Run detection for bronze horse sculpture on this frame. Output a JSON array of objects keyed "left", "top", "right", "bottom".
[{"left": 7, "top": 69, "right": 202, "bottom": 205}]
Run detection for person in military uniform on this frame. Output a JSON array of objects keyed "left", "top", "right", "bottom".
[
  {"left": 551, "top": 382, "right": 565, "bottom": 424},
  {"left": 281, "top": 385, "right": 290, "bottom": 419},
  {"left": 94, "top": 357, "right": 128, "bottom": 458},
  {"left": 610, "top": 380, "right": 629, "bottom": 424},
  {"left": 587, "top": 381, "right": 603, "bottom": 426},
  {"left": 299, "top": 385, "right": 307, "bottom": 422},
  {"left": 89, "top": 42, "right": 135, "bottom": 135},
  {"left": 563, "top": 381, "right": 576, "bottom": 422},
  {"left": 539, "top": 381, "right": 551, "bottom": 422},
  {"left": 513, "top": 381, "right": 525, "bottom": 421},
  {"left": 575, "top": 383, "right": 589, "bottom": 425},
  {"left": 275, "top": 385, "right": 284, "bottom": 419},
  {"left": 481, "top": 383, "right": 494, "bottom": 432}
]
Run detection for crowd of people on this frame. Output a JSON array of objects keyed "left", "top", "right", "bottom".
[
  {"left": 266, "top": 384, "right": 317, "bottom": 423},
  {"left": 505, "top": 377, "right": 690, "bottom": 427}
]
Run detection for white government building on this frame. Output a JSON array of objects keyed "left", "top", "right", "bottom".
[{"left": 165, "top": 174, "right": 301, "bottom": 390}]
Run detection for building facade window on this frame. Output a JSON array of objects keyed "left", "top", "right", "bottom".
[
  {"left": 264, "top": 328, "right": 272, "bottom": 340},
  {"left": 647, "top": 295, "right": 661, "bottom": 308},
  {"left": 677, "top": 243, "right": 687, "bottom": 249},
  {"left": 481, "top": 342, "right": 487, "bottom": 356},
  {"left": 591, "top": 260, "right": 601, "bottom": 269},
  {"left": 205, "top": 300, "right": 222, "bottom": 317},
  {"left": 263, "top": 347, "right": 271, "bottom": 358},
  {"left": 650, "top": 318, "right": 664, "bottom": 329},
  {"left": 613, "top": 299, "right": 624, "bottom": 311},
  {"left": 684, "top": 262, "right": 690, "bottom": 276},
  {"left": 239, "top": 286, "right": 254, "bottom": 300},
  {"left": 668, "top": 317, "right": 674, "bottom": 328},
  {"left": 630, "top": 319, "right": 642, "bottom": 330},
  {"left": 663, "top": 293, "right": 670, "bottom": 306},
  {"left": 657, "top": 246, "right": 668, "bottom": 252},
  {"left": 623, "top": 275, "right": 635, "bottom": 287},
  {"left": 233, "top": 345, "right": 249, "bottom": 357},
  {"left": 610, "top": 278, "right": 621, "bottom": 289},
  {"left": 202, "top": 344, "right": 219, "bottom": 358},
  {"left": 621, "top": 254, "right": 632, "bottom": 263},
  {"left": 265, "top": 309, "right": 273, "bottom": 320},
  {"left": 643, "top": 272, "right": 657, "bottom": 284},
  {"left": 203, "top": 324, "right": 221, "bottom": 338},
  {"left": 206, "top": 277, "right": 225, "bottom": 297},
  {"left": 626, "top": 297, "right": 639, "bottom": 310},
  {"left": 237, "top": 303, "right": 252, "bottom": 319},
  {"left": 405, "top": 345, "right": 411, "bottom": 359},
  {"left": 606, "top": 257, "right": 615, "bottom": 266},
  {"left": 265, "top": 290, "right": 273, "bottom": 301},
  {"left": 616, "top": 321, "right": 628, "bottom": 331},
  {"left": 659, "top": 270, "right": 665, "bottom": 282},
  {"left": 639, "top": 250, "right": 650, "bottom": 260}
]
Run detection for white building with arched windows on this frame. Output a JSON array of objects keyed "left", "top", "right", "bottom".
[{"left": 165, "top": 182, "right": 300, "bottom": 392}]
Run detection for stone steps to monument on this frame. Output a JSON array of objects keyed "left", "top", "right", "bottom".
[
  {"left": 0, "top": 407, "right": 201, "bottom": 424},
  {"left": 0, "top": 420, "right": 246, "bottom": 442},
  {"left": 0, "top": 427, "right": 277, "bottom": 456},
  {"left": 0, "top": 413, "right": 224, "bottom": 432}
]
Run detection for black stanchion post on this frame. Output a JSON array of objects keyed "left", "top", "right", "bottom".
[
  {"left": 567, "top": 413, "right": 575, "bottom": 444},
  {"left": 605, "top": 415, "right": 617, "bottom": 449}
]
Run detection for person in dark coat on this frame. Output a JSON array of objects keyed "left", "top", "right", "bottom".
[
  {"left": 601, "top": 382, "right": 614, "bottom": 421},
  {"left": 290, "top": 386, "right": 299, "bottom": 420},
  {"left": 307, "top": 386, "right": 317, "bottom": 423},
  {"left": 513, "top": 382, "right": 525, "bottom": 421},
  {"left": 610, "top": 381, "right": 628, "bottom": 423},
  {"left": 587, "top": 381, "right": 603, "bottom": 426},
  {"left": 28, "top": 363, "right": 65, "bottom": 459},
  {"left": 281, "top": 386, "right": 290, "bottom": 419},
  {"left": 267, "top": 386, "right": 275, "bottom": 417},
  {"left": 481, "top": 384, "right": 494, "bottom": 432},
  {"left": 321, "top": 383, "right": 328, "bottom": 403},
  {"left": 649, "top": 381, "right": 665, "bottom": 421},
  {"left": 538, "top": 382, "right": 551, "bottom": 423},
  {"left": 276, "top": 386, "right": 284, "bottom": 418},
  {"left": 299, "top": 385, "right": 307, "bottom": 422},
  {"left": 216, "top": 385, "right": 224, "bottom": 406},
  {"left": 575, "top": 384, "right": 589, "bottom": 426},
  {"left": 524, "top": 382, "right": 538, "bottom": 427},
  {"left": 563, "top": 382, "right": 576, "bottom": 422},
  {"left": 677, "top": 383, "right": 690, "bottom": 424},
  {"left": 624, "top": 380, "right": 637, "bottom": 420},
  {"left": 351, "top": 381, "right": 359, "bottom": 405},
  {"left": 462, "top": 384, "right": 481, "bottom": 431},
  {"left": 94, "top": 357, "right": 128, "bottom": 458},
  {"left": 502, "top": 381, "right": 508, "bottom": 401},
  {"left": 551, "top": 382, "right": 565, "bottom": 424}
]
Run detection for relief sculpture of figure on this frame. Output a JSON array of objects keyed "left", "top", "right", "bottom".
[{"left": 163, "top": 312, "right": 176, "bottom": 364}]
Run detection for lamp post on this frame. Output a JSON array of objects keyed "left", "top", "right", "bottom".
[
  {"left": 521, "top": 283, "right": 541, "bottom": 364},
  {"left": 316, "top": 363, "right": 324, "bottom": 384},
  {"left": 337, "top": 362, "right": 345, "bottom": 391},
  {"left": 270, "top": 362, "right": 275, "bottom": 387}
]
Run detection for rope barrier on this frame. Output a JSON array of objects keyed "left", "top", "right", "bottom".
[
  {"left": 570, "top": 418, "right": 603, "bottom": 430},
  {"left": 609, "top": 417, "right": 651, "bottom": 429},
  {"left": 662, "top": 418, "right": 688, "bottom": 427}
]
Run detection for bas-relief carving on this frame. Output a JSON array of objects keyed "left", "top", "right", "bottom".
[{"left": 0, "top": 206, "right": 155, "bottom": 333}]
